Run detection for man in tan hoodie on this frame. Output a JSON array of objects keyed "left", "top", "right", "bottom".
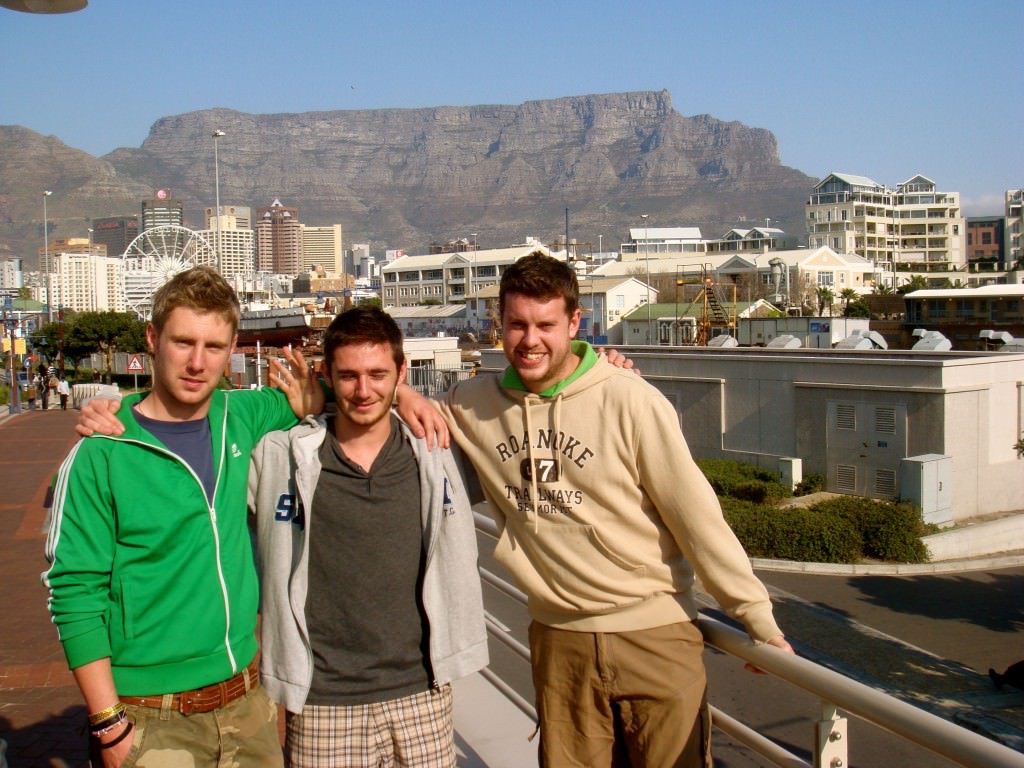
[{"left": 436, "top": 251, "right": 793, "bottom": 767}]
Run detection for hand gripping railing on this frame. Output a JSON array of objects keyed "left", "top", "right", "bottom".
[{"left": 473, "top": 512, "right": 1024, "bottom": 768}]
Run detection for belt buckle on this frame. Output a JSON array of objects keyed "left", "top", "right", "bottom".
[{"left": 179, "top": 694, "right": 196, "bottom": 716}]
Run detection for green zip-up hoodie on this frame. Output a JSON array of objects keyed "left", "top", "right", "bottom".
[{"left": 43, "top": 386, "right": 297, "bottom": 696}]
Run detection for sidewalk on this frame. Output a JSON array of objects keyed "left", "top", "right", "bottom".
[{"left": 0, "top": 408, "right": 87, "bottom": 767}]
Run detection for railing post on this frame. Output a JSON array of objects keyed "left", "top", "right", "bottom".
[{"left": 815, "top": 702, "right": 847, "bottom": 768}]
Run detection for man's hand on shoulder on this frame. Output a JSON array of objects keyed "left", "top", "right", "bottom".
[
  {"left": 270, "top": 346, "right": 324, "bottom": 418},
  {"left": 396, "top": 383, "right": 450, "bottom": 450},
  {"left": 597, "top": 347, "right": 641, "bottom": 375},
  {"left": 76, "top": 398, "right": 124, "bottom": 437}
]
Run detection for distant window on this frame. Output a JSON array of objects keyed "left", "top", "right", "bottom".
[
  {"left": 982, "top": 232, "right": 993, "bottom": 245},
  {"left": 818, "top": 272, "right": 834, "bottom": 287}
]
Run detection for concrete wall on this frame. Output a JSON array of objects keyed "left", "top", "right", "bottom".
[{"left": 481, "top": 345, "right": 1024, "bottom": 521}]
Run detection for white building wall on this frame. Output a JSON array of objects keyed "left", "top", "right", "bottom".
[
  {"left": 301, "top": 224, "right": 343, "bottom": 278},
  {"left": 475, "top": 345, "right": 1024, "bottom": 522}
]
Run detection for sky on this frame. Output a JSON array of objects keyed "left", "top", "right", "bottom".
[{"left": 1, "top": 0, "right": 1021, "bottom": 216}]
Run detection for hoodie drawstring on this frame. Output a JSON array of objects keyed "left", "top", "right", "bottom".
[{"left": 523, "top": 392, "right": 565, "bottom": 534}]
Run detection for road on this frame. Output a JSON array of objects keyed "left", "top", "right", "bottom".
[{"left": 759, "top": 567, "right": 1024, "bottom": 677}]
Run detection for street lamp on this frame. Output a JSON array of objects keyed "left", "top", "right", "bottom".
[
  {"left": 212, "top": 130, "right": 225, "bottom": 272},
  {"left": 43, "top": 190, "right": 52, "bottom": 321},
  {"left": 641, "top": 213, "right": 651, "bottom": 343}
]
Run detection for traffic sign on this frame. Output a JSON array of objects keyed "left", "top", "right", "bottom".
[{"left": 127, "top": 354, "right": 144, "bottom": 372}]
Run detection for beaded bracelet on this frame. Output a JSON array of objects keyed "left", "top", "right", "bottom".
[
  {"left": 95, "top": 721, "right": 133, "bottom": 750},
  {"left": 90, "top": 711, "right": 128, "bottom": 737},
  {"left": 88, "top": 702, "right": 125, "bottom": 726}
]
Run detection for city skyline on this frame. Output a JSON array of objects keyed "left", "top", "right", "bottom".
[{"left": 1, "top": 0, "right": 1021, "bottom": 218}]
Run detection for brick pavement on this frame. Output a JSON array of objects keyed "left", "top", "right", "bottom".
[{"left": 0, "top": 408, "right": 87, "bottom": 767}]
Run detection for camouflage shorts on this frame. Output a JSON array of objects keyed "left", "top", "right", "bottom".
[{"left": 106, "top": 686, "right": 282, "bottom": 768}]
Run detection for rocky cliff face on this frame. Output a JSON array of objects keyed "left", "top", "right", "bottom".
[{"left": 1, "top": 91, "right": 815, "bottom": 264}]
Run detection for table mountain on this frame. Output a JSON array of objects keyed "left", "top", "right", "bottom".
[{"left": 1, "top": 90, "right": 816, "bottom": 265}]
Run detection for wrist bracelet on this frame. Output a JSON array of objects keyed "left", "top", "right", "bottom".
[
  {"left": 95, "top": 720, "right": 133, "bottom": 750},
  {"left": 90, "top": 711, "right": 128, "bottom": 737},
  {"left": 88, "top": 702, "right": 125, "bottom": 725}
]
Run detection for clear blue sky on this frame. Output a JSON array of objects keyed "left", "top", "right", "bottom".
[{"left": 2, "top": 0, "right": 1020, "bottom": 216}]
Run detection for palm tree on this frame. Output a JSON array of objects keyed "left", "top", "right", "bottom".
[
  {"left": 816, "top": 286, "right": 835, "bottom": 316},
  {"left": 839, "top": 288, "right": 859, "bottom": 310},
  {"left": 899, "top": 275, "right": 930, "bottom": 294},
  {"left": 875, "top": 283, "right": 895, "bottom": 296}
]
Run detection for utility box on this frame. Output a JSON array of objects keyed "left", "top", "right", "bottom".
[
  {"left": 778, "top": 457, "right": 803, "bottom": 491},
  {"left": 900, "top": 454, "right": 953, "bottom": 526}
]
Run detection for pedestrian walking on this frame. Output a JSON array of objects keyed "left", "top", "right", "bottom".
[{"left": 56, "top": 375, "right": 71, "bottom": 411}]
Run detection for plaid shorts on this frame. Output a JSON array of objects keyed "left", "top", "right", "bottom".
[{"left": 285, "top": 685, "right": 455, "bottom": 768}]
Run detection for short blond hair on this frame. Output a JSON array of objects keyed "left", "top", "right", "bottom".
[{"left": 150, "top": 266, "right": 240, "bottom": 333}]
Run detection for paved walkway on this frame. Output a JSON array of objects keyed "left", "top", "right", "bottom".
[{"left": 0, "top": 407, "right": 86, "bottom": 767}]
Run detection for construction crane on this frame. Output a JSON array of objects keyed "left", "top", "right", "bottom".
[{"left": 677, "top": 265, "right": 737, "bottom": 346}]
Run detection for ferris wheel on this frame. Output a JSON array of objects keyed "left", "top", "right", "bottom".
[{"left": 121, "top": 225, "right": 215, "bottom": 318}]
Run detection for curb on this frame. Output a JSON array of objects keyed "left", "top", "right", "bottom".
[{"left": 751, "top": 552, "right": 1024, "bottom": 576}]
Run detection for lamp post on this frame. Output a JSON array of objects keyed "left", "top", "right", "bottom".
[
  {"left": 212, "top": 130, "right": 225, "bottom": 273},
  {"left": 43, "top": 190, "right": 52, "bottom": 321},
  {"left": 641, "top": 213, "right": 651, "bottom": 343}
]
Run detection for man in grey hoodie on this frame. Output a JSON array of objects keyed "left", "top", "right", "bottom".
[{"left": 248, "top": 306, "right": 488, "bottom": 768}]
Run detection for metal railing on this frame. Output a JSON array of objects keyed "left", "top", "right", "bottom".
[{"left": 473, "top": 512, "right": 1024, "bottom": 768}]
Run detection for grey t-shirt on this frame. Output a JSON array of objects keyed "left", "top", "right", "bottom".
[{"left": 305, "top": 416, "right": 431, "bottom": 705}]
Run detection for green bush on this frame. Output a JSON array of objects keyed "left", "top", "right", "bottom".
[
  {"left": 810, "top": 497, "right": 930, "bottom": 563},
  {"left": 722, "top": 498, "right": 863, "bottom": 563},
  {"left": 794, "top": 472, "right": 825, "bottom": 496},
  {"left": 697, "top": 459, "right": 791, "bottom": 502}
]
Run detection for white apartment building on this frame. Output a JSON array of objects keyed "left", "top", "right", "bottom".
[
  {"left": 301, "top": 224, "right": 343, "bottom": 278},
  {"left": 1, "top": 257, "right": 23, "bottom": 289},
  {"left": 202, "top": 205, "right": 255, "bottom": 280},
  {"left": 381, "top": 245, "right": 559, "bottom": 309},
  {"left": 43, "top": 250, "right": 125, "bottom": 312},
  {"left": 1006, "top": 189, "right": 1023, "bottom": 266},
  {"left": 805, "top": 173, "right": 965, "bottom": 277}
]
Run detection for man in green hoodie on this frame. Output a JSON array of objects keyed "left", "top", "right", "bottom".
[{"left": 434, "top": 252, "right": 793, "bottom": 767}]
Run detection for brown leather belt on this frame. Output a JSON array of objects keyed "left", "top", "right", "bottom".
[{"left": 121, "top": 658, "right": 259, "bottom": 715}]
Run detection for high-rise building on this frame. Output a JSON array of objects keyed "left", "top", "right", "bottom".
[
  {"left": 1006, "top": 189, "right": 1023, "bottom": 268},
  {"left": 255, "top": 199, "right": 302, "bottom": 274},
  {"left": 1, "top": 257, "right": 23, "bottom": 290},
  {"left": 347, "top": 243, "right": 371, "bottom": 279},
  {"left": 141, "top": 189, "right": 184, "bottom": 230},
  {"left": 301, "top": 224, "right": 343, "bottom": 278},
  {"left": 91, "top": 216, "right": 139, "bottom": 258},
  {"left": 805, "top": 173, "right": 965, "bottom": 275},
  {"left": 43, "top": 249, "right": 125, "bottom": 313},
  {"left": 201, "top": 205, "right": 254, "bottom": 279}
]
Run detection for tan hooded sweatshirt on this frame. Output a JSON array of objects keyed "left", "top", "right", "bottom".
[{"left": 439, "top": 344, "right": 782, "bottom": 642}]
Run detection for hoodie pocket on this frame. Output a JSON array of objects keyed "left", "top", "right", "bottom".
[{"left": 497, "top": 522, "right": 649, "bottom": 614}]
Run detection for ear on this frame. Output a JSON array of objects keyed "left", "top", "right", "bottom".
[
  {"left": 397, "top": 360, "right": 408, "bottom": 386},
  {"left": 320, "top": 358, "right": 332, "bottom": 384},
  {"left": 568, "top": 308, "right": 582, "bottom": 338},
  {"left": 145, "top": 323, "right": 157, "bottom": 354}
]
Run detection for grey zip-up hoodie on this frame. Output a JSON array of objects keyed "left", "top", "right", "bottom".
[{"left": 248, "top": 415, "right": 489, "bottom": 714}]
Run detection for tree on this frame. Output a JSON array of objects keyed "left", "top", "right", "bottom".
[
  {"left": 816, "top": 286, "right": 835, "bottom": 316},
  {"left": 839, "top": 288, "right": 859, "bottom": 310},
  {"left": 843, "top": 299, "right": 872, "bottom": 318},
  {"left": 63, "top": 312, "right": 147, "bottom": 371},
  {"left": 874, "top": 284, "right": 895, "bottom": 296},
  {"left": 899, "top": 275, "right": 930, "bottom": 294}
]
